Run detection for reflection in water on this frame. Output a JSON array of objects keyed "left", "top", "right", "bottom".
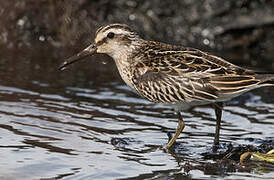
[{"left": 0, "top": 78, "right": 273, "bottom": 179}]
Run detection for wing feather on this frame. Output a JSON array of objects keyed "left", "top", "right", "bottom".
[
  {"left": 210, "top": 75, "right": 260, "bottom": 94},
  {"left": 134, "top": 70, "right": 219, "bottom": 103},
  {"left": 132, "top": 43, "right": 264, "bottom": 104}
]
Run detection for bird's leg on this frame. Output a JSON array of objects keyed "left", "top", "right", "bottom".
[
  {"left": 166, "top": 112, "right": 185, "bottom": 150},
  {"left": 213, "top": 102, "right": 223, "bottom": 146}
]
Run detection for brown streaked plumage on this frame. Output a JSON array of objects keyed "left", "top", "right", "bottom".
[{"left": 59, "top": 23, "right": 274, "bottom": 150}]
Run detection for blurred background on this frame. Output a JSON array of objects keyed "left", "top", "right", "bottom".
[
  {"left": 1, "top": 0, "right": 274, "bottom": 67},
  {"left": 0, "top": 1, "right": 273, "bottom": 179}
]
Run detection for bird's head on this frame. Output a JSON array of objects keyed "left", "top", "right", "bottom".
[{"left": 59, "top": 23, "right": 141, "bottom": 70}]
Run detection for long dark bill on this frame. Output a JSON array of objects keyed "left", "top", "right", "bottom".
[{"left": 59, "top": 44, "right": 97, "bottom": 71}]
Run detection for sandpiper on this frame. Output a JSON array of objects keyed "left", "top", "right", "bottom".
[{"left": 59, "top": 23, "right": 274, "bottom": 150}]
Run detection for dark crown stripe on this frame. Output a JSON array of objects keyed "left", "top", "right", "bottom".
[
  {"left": 99, "top": 24, "right": 134, "bottom": 34},
  {"left": 95, "top": 26, "right": 104, "bottom": 36}
]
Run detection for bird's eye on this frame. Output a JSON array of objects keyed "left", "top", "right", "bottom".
[{"left": 107, "top": 32, "right": 115, "bottom": 39}]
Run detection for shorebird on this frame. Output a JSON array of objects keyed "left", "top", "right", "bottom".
[{"left": 59, "top": 23, "right": 274, "bottom": 150}]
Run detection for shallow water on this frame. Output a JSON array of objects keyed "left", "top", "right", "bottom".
[{"left": 0, "top": 46, "right": 273, "bottom": 180}]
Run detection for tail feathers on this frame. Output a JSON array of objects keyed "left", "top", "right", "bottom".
[
  {"left": 260, "top": 81, "right": 274, "bottom": 86},
  {"left": 255, "top": 74, "right": 274, "bottom": 86}
]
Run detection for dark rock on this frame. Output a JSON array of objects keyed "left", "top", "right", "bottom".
[{"left": 0, "top": 0, "right": 274, "bottom": 69}]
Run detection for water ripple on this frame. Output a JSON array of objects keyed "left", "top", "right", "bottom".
[{"left": 0, "top": 82, "right": 273, "bottom": 179}]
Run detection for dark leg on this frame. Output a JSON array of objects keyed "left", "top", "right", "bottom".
[
  {"left": 213, "top": 102, "right": 223, "bottom": 146},
  {"left": 166, "top": 112, "right": 185, "bottom": 149}
]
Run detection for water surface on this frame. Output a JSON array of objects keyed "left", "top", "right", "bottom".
[{"left": 0, "top": 46, "right": 273, "bottom": 179}]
